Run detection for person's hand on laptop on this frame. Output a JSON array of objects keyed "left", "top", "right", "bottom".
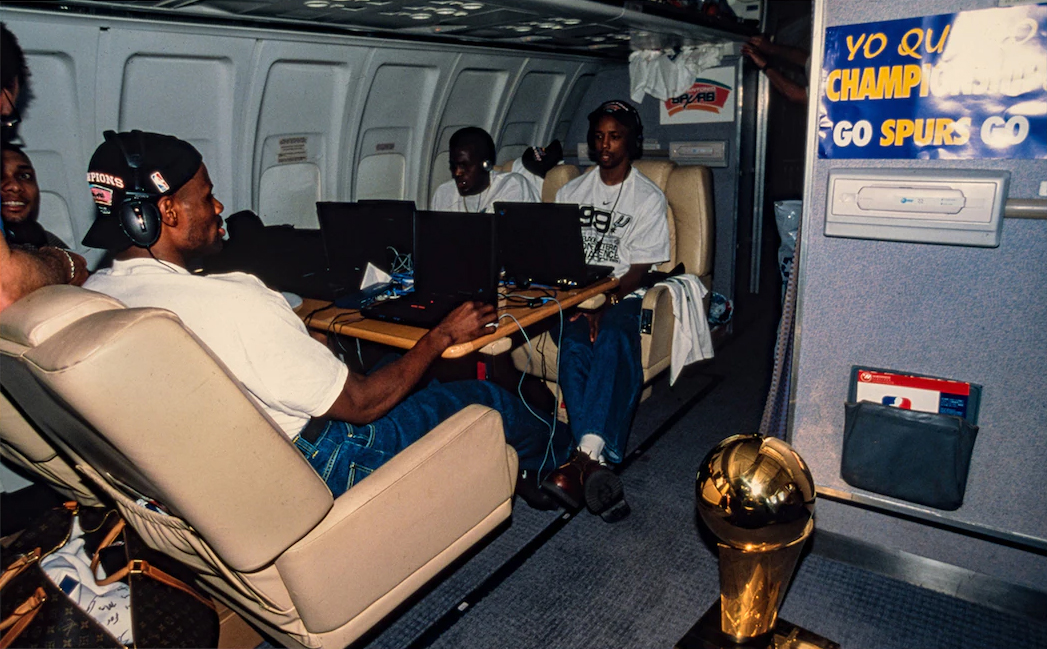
[{"left": 430, "top": 301, "right": 497, "bottom": 347}]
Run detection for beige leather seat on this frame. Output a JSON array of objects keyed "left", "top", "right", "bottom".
[
  {"left": 0, "top": 286, "right": 124, "bottom": 507},
  {"left": 512, "top": 160, "right": 715, "bottom": 391},
  {"left": 0, "top": 285, "right": 518, "bottom": 649}
]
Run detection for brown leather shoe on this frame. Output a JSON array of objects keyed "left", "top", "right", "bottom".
[
  {"left": 542, "top": 450, "right": 631, "bottom": 521},
  {"left": 540, "top": 450, "right": 587, "bottom": 510}
]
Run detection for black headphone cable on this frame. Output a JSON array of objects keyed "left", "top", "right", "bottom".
[{"left": 585, "top": 175, "right": 625, "bottom": 265}]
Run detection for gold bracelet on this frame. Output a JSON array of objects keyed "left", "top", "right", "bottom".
[{"left": 58, "top": 248, "right": 76, "bottom": 283}]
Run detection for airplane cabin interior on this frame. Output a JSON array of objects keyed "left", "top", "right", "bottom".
[{"left": 0, "top": 1, "right": 1044, "bottom": 648}]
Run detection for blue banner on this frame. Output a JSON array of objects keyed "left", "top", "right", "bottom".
[{"left": 818, "top": 5, "right": 1047, "bottom": 159}]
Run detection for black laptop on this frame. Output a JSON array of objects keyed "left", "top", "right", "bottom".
[
  {"left": 494, "top": 202, "right": 614, "bottom": 289},
  {"left": 316, "top": 200, "right": 415, "bottom": 303},
  {"left": 360, "top": 210, "right": 499, "bottom": 328}
]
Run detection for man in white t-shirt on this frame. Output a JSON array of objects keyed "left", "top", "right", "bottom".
[
  {"left": 430, "top": 127, "right": 537, "bottom": 212},
  {"left": 81, "top": 130, "right": 565, "bottom": 508},
  {"left": 542, "top": 101, "right": 669, "bottom": 523}
]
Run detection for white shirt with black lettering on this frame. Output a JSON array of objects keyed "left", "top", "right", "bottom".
[{"left": 555, "top": 167, "right": 670, "bottom": 278}]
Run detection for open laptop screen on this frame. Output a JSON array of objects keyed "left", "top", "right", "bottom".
[
  {"left": 495, "top": 202, "right": 597, "bottom": 288},
  {"left": 316, "top": 200, "right": 414, "bottom": 291},
  {"left": 414, "top": 210, "right": 498, "bottom": 301}
]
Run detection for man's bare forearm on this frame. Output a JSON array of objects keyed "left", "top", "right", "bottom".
[
  {"left": 330, "top": 330, "right": 450, "bottom": 424},
  {"left": 766, "top": 68, "right": 808, "bottom": 104},
  {"left": 767, "top": 42, "right": 809, "bottom": 69},
  {"left": 1, "top": 241, "right": 70, "bottom": 311},
  {"left": 322, "top": 301, "right": 493, "bottom": 424}
]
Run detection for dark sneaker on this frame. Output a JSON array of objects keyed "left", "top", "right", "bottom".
[
  {"left": 581, "top": 462, "right": 630, "bottom": 522},
  {"left": 516, "top": 468, "right": 559, "bottom": 510}
]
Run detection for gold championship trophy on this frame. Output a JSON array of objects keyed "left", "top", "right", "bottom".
[{"left": 676, "top": 434, "right": 839, "bottom": 649}]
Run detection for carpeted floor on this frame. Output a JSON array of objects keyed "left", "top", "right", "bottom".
[
  {"left": 350, "top": 309, "right": 1047, "bottom": 649},
  {"left": 356, "top": 361, "right": 723, "bottom": 649}
]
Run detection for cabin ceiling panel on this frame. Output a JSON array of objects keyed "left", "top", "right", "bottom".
[{"left": 37, "top": 0, "right": 755, "bottom": 59}]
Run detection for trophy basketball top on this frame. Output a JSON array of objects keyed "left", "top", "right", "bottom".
[{"left": 696, "top": 434, "right": 816, "bottom": 552}]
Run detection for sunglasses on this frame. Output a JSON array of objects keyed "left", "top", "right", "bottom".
[{"left": 2, "top": 87, "right": 23, "bottom": 144}]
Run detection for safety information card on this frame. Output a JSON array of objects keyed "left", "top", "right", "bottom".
[{"left": 850, "top": 367, "right": 981, "bottom": 424}]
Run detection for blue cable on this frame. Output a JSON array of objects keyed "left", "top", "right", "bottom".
[{"left": 499, "top": 295, "right": 566, "bottom": 477}]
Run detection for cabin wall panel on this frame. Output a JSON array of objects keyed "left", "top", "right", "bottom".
[
  {"left": 791, "top": 0, "right": 1047, "bottom": 591},
  {"left": 5, "top": 15, "right": 101, "bottom": 263},
  {"left": 249, "top": 44, "right": 358, "bottom": 228},
  {"left": 355, "top": 55, "right": 449, "bottom": 202},
  {"left": 496, "top": 69, "right": 567, "bottom": 164},
  {"left": 555, "top": 72, "right": 595, "bottom": 147},
  {"left": 97, "top": 28, "right": 256, "bottom": 236},
  {"left": 2, "top": 7, "right": 612, "bottom": 259}
]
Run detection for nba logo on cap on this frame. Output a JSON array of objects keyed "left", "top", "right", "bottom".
[{"left": 150, "top": 171, "right": 170, "bottom": 193}]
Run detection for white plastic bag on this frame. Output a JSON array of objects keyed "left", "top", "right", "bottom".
[{"left": 773, "top": 200, "right": 802, "bottom": 283}]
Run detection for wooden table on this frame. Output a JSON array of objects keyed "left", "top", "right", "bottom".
[{"left": 296, "top": 276, "right": 618, "bottom": 359}]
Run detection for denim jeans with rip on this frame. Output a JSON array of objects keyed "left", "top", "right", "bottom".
[{"left": 294, "top": 378, "right": 571, "bottom": 497}]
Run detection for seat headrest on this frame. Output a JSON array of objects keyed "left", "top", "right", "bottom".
[
  {"left": 632, "top": 160, "right": 676, "bottom": 190},
  {"left": 0, "top": 285, "right": 125, "bottom": 348},
  {"left": 541, "top": 164, "right": 582, "bottom": 202}
]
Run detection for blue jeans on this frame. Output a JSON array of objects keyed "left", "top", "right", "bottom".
[
  {"left": 557, "top": 297, "right": 644, "bottom": 464},
  {"left": 294, "top": 379, "right": 571, "bottom": 497}
]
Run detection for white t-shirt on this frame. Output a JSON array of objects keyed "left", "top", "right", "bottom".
[
  {"left": 430, "top": 170, "right": 538, "bottom": 213},
  {"left": 555, "top": 167, "right": 670, "bottom": 278},
  {"left": 510, "top": 158, "right": 546, "bottom": 199},
  {"left": 84, "top": 258, "right": 348, "bottom": 438}
]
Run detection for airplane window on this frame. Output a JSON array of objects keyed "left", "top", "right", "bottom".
[
  {"left": 357, "top": 153, "right": 406, "bottom": 201},
  {"left": 258, "top": 163, "right": 321, "bottom": 229},
  {"left": 498, "top": 145, "right": 526, "bottom": 165}
]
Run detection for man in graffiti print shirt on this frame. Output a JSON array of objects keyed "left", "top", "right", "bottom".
[{"left": 542, "top": 100, "right": 669, "bottom": 522}]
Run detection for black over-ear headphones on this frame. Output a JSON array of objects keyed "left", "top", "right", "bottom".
[
  {"left": 105, "top": 129, "right": 162, "bottom": 248},
  {"left": 478, "top": 130, "right": 495, "bottom": 171},
  {"left": 587, "top": 100, "right": 644, "bottom": 161}
]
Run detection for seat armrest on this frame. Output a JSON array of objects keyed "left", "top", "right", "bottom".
[
  {"left": 640, "top": 286, "right": 674, "bottom": 380},
  {"left": 275, "top": 405, "right": 517, "bottom": 633}
]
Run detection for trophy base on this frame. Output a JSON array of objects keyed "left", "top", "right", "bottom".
[{"left": 675, "top": 601, "right": 840, "bottom": 649}]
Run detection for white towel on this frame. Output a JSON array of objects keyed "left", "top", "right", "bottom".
[
  {"left": 628, "top": 44, "right": 733, "bottom": 102},
  {"left": 657, "top": 274, "right": 714, "bottom": 385}
]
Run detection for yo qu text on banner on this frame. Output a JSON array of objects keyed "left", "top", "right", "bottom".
[{"left": 818, "top": 4, "right": 1046, "bottom": 160}]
